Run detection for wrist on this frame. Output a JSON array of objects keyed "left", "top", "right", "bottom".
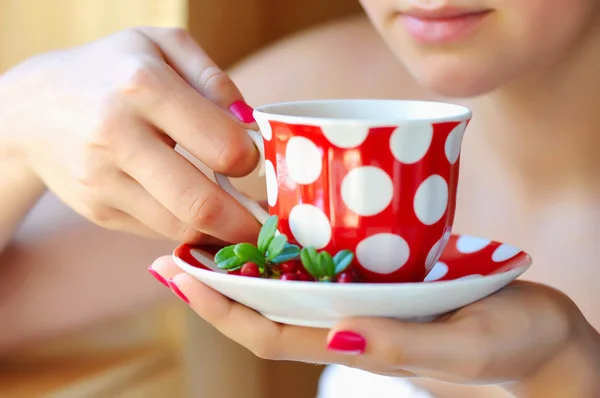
[
  {"left": 508, "top": 322, "right": 600, "bottom": 398},
  {"left": 0, "top": 71, "right": 46, "bottom": 248}
]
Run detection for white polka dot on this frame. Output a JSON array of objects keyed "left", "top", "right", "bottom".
[
  {"left": 256, "top": 119, "right": 272, "bottom": 141},
  {"left": 341, "top": 166, "right": 394, "bottom": 216},
  {"left": 285, "top": 136, "right": 323, "bottom": 184},
  {"left": 322, "top": 125, "right": 369, "bottom": 148},
  {"left": 455, "top": 274, "right": 484, "bottom": 281},
  {"left": 491, "top": 244, "right": 521, "bottom": 262},
  {"left": 425, "top": 238, "right": 444, "bottom": 272},
  {"left": 413, "top": 175, "right": 448, "bottom": 225},
  {"left": 356, "top": 233, "right": 410, "bottom": 274},
  {"left": 389, "top": 122, "right": 433, "bottom": 164},
  {"left": 264, "top": 160, "right": 278, "bottom": 207},
  {"left": 456, "top": 235, "right": 491, "bottom": 253},
  {"left": 445, "top": 121, "right": 467, "bottom": 164},
  {"left": 424, "top": 262, "right": 448, "bottom": 281},
  {"left": 288, "top": 204, "right": 331, "bottom": 249}
]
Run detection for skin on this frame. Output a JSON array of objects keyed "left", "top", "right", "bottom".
[{"left": 1, "top": 1, "right": 600, "bottom": 396}]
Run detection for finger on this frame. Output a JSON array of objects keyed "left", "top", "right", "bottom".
[
  {"left": 93, "top": 207, "right": 165, "bottom": 241},
  {"left": 117, "top": 123, "right": 261, "bottom": 244},
  {"left": 122, "top": 50, "right": 258, "bottom": 176},
  {"left": 107, "top": 173, "right": 224, "bottom": 245},
  {"left": 149, "top": 255, "right": 183, "bottom": 281},
  {"left": 151, "top": 267, "right": 428, "bottom": 376},
  {"left": 136, "top": 26, "right": 246, "bottom": 110},
  {"left": 39, "top": 169, "right": 164, "bottom": 241},
  {"left": 329, "top": 317, "right": 487, "bottom": 381},
  {"left": 166, "top": 272, "right": 360, "bottom": 365}
]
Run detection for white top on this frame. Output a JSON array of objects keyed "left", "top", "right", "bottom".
[{"left": 317, "top": 365, "right": 434, "bottom": 398}]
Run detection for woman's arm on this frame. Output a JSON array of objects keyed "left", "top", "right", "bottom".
[
  {"left": 0, "top": 71, "right": 47, "bottom": 251},
  {"left": 0, "top": 82, "right": 175, "bottom": 352},
  {"left": 0, "top": 64, "right": 186, "bottom": 352},
  {"left": 509, "top": 323, "right": 600, "bottom": 397}
]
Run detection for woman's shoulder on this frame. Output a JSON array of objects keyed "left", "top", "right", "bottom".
[{"left": 229, "top": 15, "right": 431, "bottom": 105}]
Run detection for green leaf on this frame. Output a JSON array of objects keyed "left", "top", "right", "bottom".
[
  {"left": 317, "top": 251, "right": 336, "bottom": 278},
  {"left": 270, "top": 243, "right": 300, "bottom": 264},
  {"left": 214, "top": 245, "right": 236, "bottom": 264},
  {"left": 300, "top": 247, "right": 319, "bottom": 277},
  {"left": 333, "top": 250, "right": 354, "bottom": 274},
  {"left": 305, "top": 247, "right": 318, "bottom": 266},
  {"left": 233, "top": 243, "right": 265, "bottom": 268},
  {"left": 266, "top": 234, "right": 288, "bottom": 261},
  {"left": 217, "top": 256, "right": 245, "bottom": 270},
  {"left": 257, "top": 215, "right": 278, "bottom": 253}
]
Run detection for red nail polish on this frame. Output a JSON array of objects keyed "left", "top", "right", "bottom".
[
  {"left": 167, "top": 279, "right": 189, "bottom": 304},
  {"left": 229, "top": 100, "right": 255, "bottom": 123},
  {"left": 148, "top": 266, "right": 169, "bottom": 288},
  {"left": 327, "top": 331, "right": 366, "bottom": 355}
]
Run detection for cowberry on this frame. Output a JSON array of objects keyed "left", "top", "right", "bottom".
[
  {"left": 280, "top": 273, "right": 298, "bottom": 281},
  {"left": 296, "top": 272, "right": 314, "bottom": 282},
  {"left": 279, "top": 261, "right": 298, "bottom": 274},
  {"left": 336, "top": 271, "right": 354, "bottom": 283},
  {"left": 240, "top": 262, "right": 261, "bottom": 278}
]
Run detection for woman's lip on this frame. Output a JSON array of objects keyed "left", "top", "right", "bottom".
[
  {"left": 397, "top": 10, "right": 492, "bottom": 45},
  {"left": 401, "top": 6, "right": 490, "bottom": 20}
]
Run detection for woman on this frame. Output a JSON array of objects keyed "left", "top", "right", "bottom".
[
  {"left": 152, "top": 1, "right": 600, "bottom": 396},
  {"left": 1, "top": 1, "right": 599, "bottom": 397}
]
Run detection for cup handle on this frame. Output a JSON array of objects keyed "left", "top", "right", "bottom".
[{"left": 213, "top": 129, "right": 271, "bottom": 225}]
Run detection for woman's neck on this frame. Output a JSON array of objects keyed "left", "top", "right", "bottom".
[{"left": 468, "top": 25, "right": 600, "bottom": 195}]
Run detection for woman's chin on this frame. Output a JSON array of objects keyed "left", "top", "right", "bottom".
[
  {"left": 405, "top": 61, "right": 509, "bottom": 99},
  {"left": 417, "top": 72, "right": 501, "bottom": 99}
]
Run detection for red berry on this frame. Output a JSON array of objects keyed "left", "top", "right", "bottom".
[
  {"left": 280, "top": 273, "right": 298, "bottom": 281},
  {"left": 336, "top": 271, "right": 354, "bottom": 283},
  {"left": 279, "top": 261, "right": 298, "bottom": 274},
  {"left": 240, "top": 262, "right": 261, "bottom": 278},
  {"left": 228, "top": 269, "right": 241, "bottom": 276},
  {"left": 296, "top": 273, "right": 314, "bottom": 282},
  {"left": 297, "top": 265, "right": 311, "bottom": 275}
]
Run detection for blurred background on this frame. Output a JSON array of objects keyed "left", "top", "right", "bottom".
[{"left": 0, "top": 0, "right": 362, "bottom": 397}]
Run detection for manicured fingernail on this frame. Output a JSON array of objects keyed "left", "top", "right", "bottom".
[
  {"left": 167, "top": 279, "right": 189, "bottom": 304},
  {"left": 327, "top": 331, "right": 366, "bottom": 355},
  {"left": 229, "top": 100, "right": 255, "bottom": 123},
  {"left": 148, "top": 266, "right": 169, "bottom": 288}
]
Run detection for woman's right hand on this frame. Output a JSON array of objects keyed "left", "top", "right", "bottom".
[{"left": 0, "top": 27, "right": 262, "bottom": 244}]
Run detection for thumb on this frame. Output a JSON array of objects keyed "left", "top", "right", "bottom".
[{"left": 327, "top": 317, "right": 483, "bottom": 380}]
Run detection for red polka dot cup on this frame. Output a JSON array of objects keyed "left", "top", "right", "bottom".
[{"left": 215, "top": 100, "right": 471, "bottom": 283}]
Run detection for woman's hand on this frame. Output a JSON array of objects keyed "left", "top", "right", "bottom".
[
  {"left": 0, "top": 27, "right": 261, "bottom": 245},
  {"left": 150, "top": 256, "right": 600, "bottom": 396}
]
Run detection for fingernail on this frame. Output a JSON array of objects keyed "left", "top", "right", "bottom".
[
  {"left": 327, "top": 331, "right": 366, "bottom": 355},
  {"left": 229, "top": 100, "right": 255, "bottom": 123},
  {"left": 167, "top": 278, "right": 189, "bottom": 304},
  {"left": 148, "top": 266, "right": 169, "bottom": 288}
]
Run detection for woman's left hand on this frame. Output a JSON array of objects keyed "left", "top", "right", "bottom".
[{"left": 149, "top": 256, "right": 600, "bottom": 395}]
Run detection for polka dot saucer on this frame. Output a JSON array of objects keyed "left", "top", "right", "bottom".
[{"left": 173, "top": 234, "right": 532, "bottom": 328}]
